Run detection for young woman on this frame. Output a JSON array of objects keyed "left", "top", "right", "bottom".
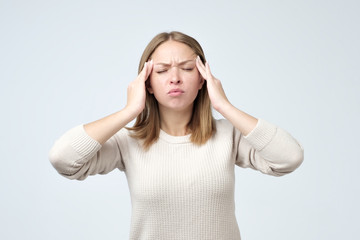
[{"left": 49, "top": 31, "right": 304, "bottom": 240}]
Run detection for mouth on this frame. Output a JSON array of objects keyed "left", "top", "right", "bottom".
[{"left": 168, "top": 89, "right": 184, "bottom": 96}]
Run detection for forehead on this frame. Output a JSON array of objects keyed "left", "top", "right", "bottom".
[{"left": 151, "top": 40, "right": 196, "bottom": 61}]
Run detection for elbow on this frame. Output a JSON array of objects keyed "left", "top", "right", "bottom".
[
  {"left": 259, "top": 127, "right": 305, "bottom": 176},
  {"left": 49, "top": 147, "right": 68, "bottom": 174},
  {"left": 287, "top": 145, "right": 304, "bottom": 171},
  {"left": 270, "top": 145, "right": 304, "bottom": 176},
  {"left": 48, "top": 147, "right": 80, "bottom": 179},
  {"left": 49, "top": 145, "right": 90, "bottom": 181}
]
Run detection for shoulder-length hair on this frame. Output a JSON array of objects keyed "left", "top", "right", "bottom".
[{"left": 126, "top": 31, "right": 216, "bottom": 150}]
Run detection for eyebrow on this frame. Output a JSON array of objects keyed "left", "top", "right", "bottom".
[{"left": 155, "top": 59, "right": 195, "bottom": 67}]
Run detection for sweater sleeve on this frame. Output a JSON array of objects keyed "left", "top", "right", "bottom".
[
  {"left": 235, "top": 119, "right": 304, "bottom": 176},
  {"left": 49, "top": 125, "right": 125, "bottom": 180}
]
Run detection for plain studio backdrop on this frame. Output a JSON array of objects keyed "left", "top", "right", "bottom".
[{"left": 1, "top": 0, "right": 359, "bottom": 239}]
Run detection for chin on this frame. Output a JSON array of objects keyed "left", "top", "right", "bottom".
[{"left": 160, "top": 102, "right": 194, "bottom": 112}]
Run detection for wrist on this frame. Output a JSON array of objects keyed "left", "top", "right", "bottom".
[
  {"left": 213, "top": 99, "right": 232, "bottom": 115},
  {"left": 123, "top": 105, "right": 142, "bottom": 121}
]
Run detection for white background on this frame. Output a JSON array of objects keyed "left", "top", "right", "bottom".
[{"left": 1, "top": 0, "right": 359, "bottom": 239}]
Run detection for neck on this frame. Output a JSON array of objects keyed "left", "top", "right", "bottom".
[{"left": 159, "top": 106, "right": 193, "bottom": 136}]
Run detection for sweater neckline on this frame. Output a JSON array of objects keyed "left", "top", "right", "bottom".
[{"left": 159, "top": 129, "right": 191, "bottom": 144}]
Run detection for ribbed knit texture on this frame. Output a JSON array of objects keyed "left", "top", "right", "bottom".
[{"left": 49, "top": 119, "right": 304, "bottom": 240}]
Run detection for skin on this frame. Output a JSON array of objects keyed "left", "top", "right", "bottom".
[
  {"left": 84, "top": 40, "right": 258, "bottom": 144},
  {"left": 147, "top": 41, "right": 204, "bottom": 135},
  {"left": 195, "top": 56, "right": 258, "bottom": 138}
]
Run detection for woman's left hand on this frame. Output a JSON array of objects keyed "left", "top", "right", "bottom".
[{"left": 196, "top": 56, "right": 230, "bottom": 112}]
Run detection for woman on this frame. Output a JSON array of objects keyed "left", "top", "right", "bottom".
[{"left": 49, "top": 31, "right": 304, "bottom": 240}]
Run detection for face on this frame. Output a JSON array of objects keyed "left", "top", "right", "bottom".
[{"left": 148, "top": 40, "right": 204, "bottom": 112}]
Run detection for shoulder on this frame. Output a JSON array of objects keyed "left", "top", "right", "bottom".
[
  {"left": 114, "top": 127, "right": 135, "bottom": 143},
  {"left": 113, "top": 127, "right": 143, "bottom": 149},
  {"left": 214, "top": 118, "right": 237, "bottom": 133},
  {"left": 213, "top": 118, "right": 241, "bottom": 140},
  {"left": 215, "top": 118, "right": 232, "bottom": 129}
]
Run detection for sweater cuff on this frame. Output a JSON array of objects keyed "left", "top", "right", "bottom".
[
  {"left": 70, "top": 125, "right": 102, "bottom": 158},
  {"left": 244, "top": 119, "right": 277, "bottom": 151}
]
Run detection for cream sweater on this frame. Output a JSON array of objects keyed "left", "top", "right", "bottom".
[{"left": 49, "top": 119, "right": 303, "bottom": 240}]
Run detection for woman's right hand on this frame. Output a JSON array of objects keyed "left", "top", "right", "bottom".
[
  {"left": 125, "top": 60, "right": 153, "bottom": 118},
  {"left": 83, "top": 60, "right": 153, "bottom": 144}
]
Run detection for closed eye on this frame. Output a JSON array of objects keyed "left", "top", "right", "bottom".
[
  {"left": 182, "top": 68, "right": 194, "bottom": 71},
  {"left": 156, "top": 70, "right": 168, "bottom": 74}
]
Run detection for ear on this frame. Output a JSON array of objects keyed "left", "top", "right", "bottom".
[
  {"left": 198, "top": 76, "right": 205, "bottom": 90},
  {"left": 146, "top": 79, "right": 154, "bottom": 94}
]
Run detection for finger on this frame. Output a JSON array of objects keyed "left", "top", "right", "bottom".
[
  {"left": 196, "top": 56, "right": 207, "bottom": 79},
  {"left": 141, "top": 60, "right": 153, "bottom": 82},
  {"left": 205, "top": 62, "right": 213, "bottom": 80},
  {"left": 140, "top": 62, "right": 147, "bottom": 78},
  {"left": 144, "top": 60, "right": 153, "bottom": 80},
  {"left": 195, "top": 56, "right": 206, "bottom": 72}
]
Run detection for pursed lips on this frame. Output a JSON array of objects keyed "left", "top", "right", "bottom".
[{"left": 168, "top": 88, "right": 184, "bottom": 94}]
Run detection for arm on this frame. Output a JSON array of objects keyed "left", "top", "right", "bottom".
[
  {"left": 84, "top": 60, "right": 154, "bottom": 144},
  {"left": 195, "top": 56, "right": 257, "bottom": 136},
  {"left": 236, "top": 119, "right": 304, "bottom": 176},
  {"left": 196, "top": 57, "right": 303, "bottom": 175},
  {"left": 49, "top": 60, "right": 154, "bottom": 179},
  {"left": 49, "top": 125, "right": 123, "bottom": 180}
]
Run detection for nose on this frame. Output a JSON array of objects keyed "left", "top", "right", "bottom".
[
  {"left": 170, "top": 67, "right": 182, "bottom": 85},
  {"left": 170, "top": 79, "right": 181, "bottom": 84}
]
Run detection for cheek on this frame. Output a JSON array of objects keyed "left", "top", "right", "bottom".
[
  {"left": 148, "top": 75, "right": 165, "bottom": 95},
  {"left": 185, "top": 72, "right": 202, "bottom": 87},
  {"left": 149, "top": 74, "right": 159, "bottom": 88}
]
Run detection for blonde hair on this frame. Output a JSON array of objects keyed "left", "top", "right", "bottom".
[{"left": 127, "top": 31, "right": 216, "bottom": 149}]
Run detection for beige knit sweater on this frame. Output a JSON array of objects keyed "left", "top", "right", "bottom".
[{"left": 49, "top": 118, "right": 303, "bottom": 240}]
